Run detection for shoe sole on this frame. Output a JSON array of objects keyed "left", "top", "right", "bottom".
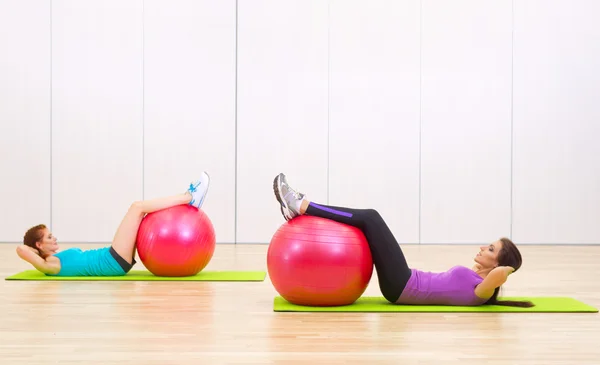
[
  {"left": 191, "top": 172, "right": 211, "bottom": 209},
  {"left": 273, "top": 174, "right": 292, "bottom": 221},
  {"left": 198, "top": 172, "right": 211, "bottom": 207}
]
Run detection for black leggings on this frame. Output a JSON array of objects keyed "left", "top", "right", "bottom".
[{"left": 305, "top": 202, "right": 412, "bottom": 303}]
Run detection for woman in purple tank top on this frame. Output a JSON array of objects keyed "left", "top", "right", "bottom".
[{"left": 273, "top": 173, "right": 533, "bottom": 307}]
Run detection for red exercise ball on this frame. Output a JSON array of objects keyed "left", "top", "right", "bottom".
[
  {"left": 267, "top": 215, "right": 373, "bottom": 306},
  {"left": 136, "top": 204, "right": 216, "bottom": 277}
]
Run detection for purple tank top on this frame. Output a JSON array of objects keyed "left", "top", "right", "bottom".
[{"left": 396, "top": 266, "right": 488, "bottom": 306}]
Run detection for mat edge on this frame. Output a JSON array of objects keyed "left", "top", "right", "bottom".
[
  {"left": 273, "top": 296, "right": 599, "bottom": 313},
  {"left": 5, "top": 270, "right": 266, "bottom": 281}
]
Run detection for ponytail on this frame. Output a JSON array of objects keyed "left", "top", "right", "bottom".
[
  {"left": 485, "top": 287, "right": 534, "bottom": 308},
  {"left": 23, "top": 224, "right": 46, "bottom": 249}
]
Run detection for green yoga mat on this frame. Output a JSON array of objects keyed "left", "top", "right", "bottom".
[
  {"left": 5, "top": 270, "right": 266, "bottom": 281},
  {"left": 273, "top": 296, "right": 598, "bottom": 313}
]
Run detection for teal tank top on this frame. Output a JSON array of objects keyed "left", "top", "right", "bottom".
[{"left": 46, "top": 247, "right": 125, "bottom": 277}]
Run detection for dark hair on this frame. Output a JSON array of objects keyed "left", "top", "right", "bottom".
[
  {"left": 23, "top": 224, "right": 47, "bottom": 249},
  {"left": 484, "top": 237, "right": 534, "bottom": 307}
]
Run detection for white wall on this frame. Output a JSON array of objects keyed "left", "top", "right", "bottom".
[
  {"left": 51, "top": 0, "right": 144, "bottom": 242},
  {"left": 143, "top": 0, "right": 236, "bottom": 243},
  {"left": 236, "top": 0, "right": 329, "bottom": 243},
  {"left": 1, "top": 0, "right": 598, "bottom": 245},
  {"left": 328, "top": 0, "right": 421, "bottom": 243},
  {"left": 420, "top": 0, "right": 512, "bottom": 243},
  {"left": 512, "top": 0, "right": 600, "bottom": 244},
  {"left": 0, "top": 0, "right": 51, "bottom": 242}
]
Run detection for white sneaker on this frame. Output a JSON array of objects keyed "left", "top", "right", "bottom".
[{"left": 187, "top": 171, "right": 210, "bottom": 209}]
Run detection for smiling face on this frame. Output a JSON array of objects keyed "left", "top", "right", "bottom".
[
  {"left": 474, "top": 240, "right": 503, "bottom": 269},
  {"left": 36, "top": 228, "right": 59, "bottom": 257},
  {"left": 23, "top": 224, "right": 59, "bottom": 257}
]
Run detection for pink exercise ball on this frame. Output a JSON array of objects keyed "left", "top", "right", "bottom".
[
  {"left": 136, "top": 205, "right": 216, "bottom": 277},
  {"left": 267, "top": 215, "right": 373, "bottom": 306}
]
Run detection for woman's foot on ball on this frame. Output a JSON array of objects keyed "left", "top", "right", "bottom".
[
  {"left": 273, "top": 173, "right": 305, "bottom": 221},
  {"left": 187, "top": 171, "right": 210, "bottom": 209}
]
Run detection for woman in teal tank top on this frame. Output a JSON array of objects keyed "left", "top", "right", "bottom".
[{"left": 16, "top": 172, "right": 211, "bottom": 277}]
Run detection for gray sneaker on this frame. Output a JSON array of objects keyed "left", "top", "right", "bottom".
[{"left": 273, "top": 173, "right": 305, "bottom": 221}]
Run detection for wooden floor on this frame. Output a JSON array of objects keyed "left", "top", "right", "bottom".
[{"left": 1, "top": 243, "right": 599, "bottom": 364}]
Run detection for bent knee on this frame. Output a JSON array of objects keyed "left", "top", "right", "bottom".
[
  {"left": 363, "top": 208, "right": 381, "bottom": 219},
  {"left": 129, "top": 201, "right": 144, "bottom": 214}
]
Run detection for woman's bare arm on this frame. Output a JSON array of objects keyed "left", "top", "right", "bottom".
[
  {"left": 16, "top": 245, "right": 60, "bottom": 275},
  {"left": 474, "top": 266, "right": 514, "bottom": 299}
]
